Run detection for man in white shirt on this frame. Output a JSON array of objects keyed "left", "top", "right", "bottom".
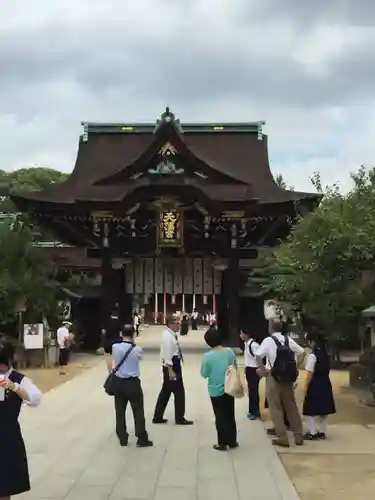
[
  {"left": 256, "top": 319, "right": 305, "bottom": 447},
  {"left": 240, "top": 330, "right": 261, "bottom": 420},
  {"left": 153, "top": 316, "right": 193, "bottom": 425},
  {"left": 57, "top": 321, "right": 72, "bottom": 374},
  {"left": 191, "top": 310, "right": 198, "bottom": 330},
  {"left": 133, "top": 312, "right": 140, "bottom": 337}
]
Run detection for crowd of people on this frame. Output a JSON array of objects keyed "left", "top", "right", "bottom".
[
  {"left": 0, "top": 311, "right": 337, "bottom": 498},
  {"left": 103, "top": 311, "right": 336, "bottom": 451}
]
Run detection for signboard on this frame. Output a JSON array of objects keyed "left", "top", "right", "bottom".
[{"left": 24, "top": 323, "right": 44, "bottom": 350}]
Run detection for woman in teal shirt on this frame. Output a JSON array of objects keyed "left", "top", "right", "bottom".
[{"left": 200, "top": 327, "right": 239, "bottom": 451}]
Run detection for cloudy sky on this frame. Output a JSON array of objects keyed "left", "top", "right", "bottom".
[{"left": 1, "top": 0, "right": 375, "bottom": 192}]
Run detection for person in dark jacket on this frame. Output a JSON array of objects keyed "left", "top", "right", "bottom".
[
  {"left": 103, "top": 308, "right": 122, "bottom": 353},
  {"left": 303, "top": 332, "right": 336, "bottom": 439},
  {"left": 180, "top": 313, "right": 189, "bottom": 336},
  {"left": 0, "top": 337, "right": 42, "bottom": 499}
]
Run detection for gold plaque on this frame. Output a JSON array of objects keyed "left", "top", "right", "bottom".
[{"left": 157, "top": 210, "right": 183, "bottom": 248}]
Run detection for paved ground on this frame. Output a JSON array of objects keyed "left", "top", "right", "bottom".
[{"left": 19, "top": 327, "right": 299, "bottom": 500}]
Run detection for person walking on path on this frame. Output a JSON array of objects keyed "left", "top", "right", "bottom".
[
  {"left": 256, "top": 319, "right": 305, "bottom": 448},
  {"left": 133, "top": 312, "right": 140, "bottom": 337},
  {"left": 200, "top": 327, "right": 239, "bottom": 451},
  {"left": 153, "top": 316, "right": 193, "bottom": 426},
  {"left": 180, "top": 313, "right": 189, "bottom": 336},
  {"left": 109, "top": 324, "right": 152, "bottom": 447},
  {"left": 57, "top": 321, "right": 72, "bottom": 375},
  {"left": 0, "top": 337, "right": 42, "bottom": 499},
  {"left": 191, "top": 309, "right": 198, "bottom": 330},
  {"left": 303, "top": 332, "right": 336, "bottom": 440},
  {"left": 240, "top": 329, "right": 261, "bottom": 420}
]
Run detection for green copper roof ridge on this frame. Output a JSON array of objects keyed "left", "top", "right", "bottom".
[{"left": 82, "top": 120, "right": 265, "bottom": 127}]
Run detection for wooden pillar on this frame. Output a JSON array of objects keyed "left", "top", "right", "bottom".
[
  {"left": 227, "top": 254, "right": 240, "bottom": 347},
  {"left": 100, "top": 248, "right": 113, "bottom": 330},
  {"left": 154, "top": 293, "right": 158, "bottom": 324},
  {"left": 163, "top": 293, "right": 167, "bottom": 324},
  {"left": 227, "top": 223, "right": 240, "bottom": 347}
]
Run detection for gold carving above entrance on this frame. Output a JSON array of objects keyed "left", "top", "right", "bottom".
[
  {"left": 159, "top": 141, "right": 177, "bottom": 156},
  {"left": 157, "top": 209, "right": 183, "bottom": 248}
]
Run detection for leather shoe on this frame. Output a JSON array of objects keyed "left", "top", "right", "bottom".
[
  {"left": 175, "top": 419, "right": 193, "bottom": 425},
  {"left": 152, "top": 418, "right": 168, "bottom": 424}
]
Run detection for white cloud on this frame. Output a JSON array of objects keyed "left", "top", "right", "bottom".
[{"left": 0, "top": 0, "right": 374, "bottom": 194}]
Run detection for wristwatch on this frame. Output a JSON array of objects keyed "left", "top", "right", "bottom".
[{"left": 11, "top": 382, "right": 20, "bottom": 392}]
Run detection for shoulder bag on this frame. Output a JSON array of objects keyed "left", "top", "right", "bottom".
[
  {"left": 224, "top": 349, "right": 245, "bottom": 399},
  {"left": 104, "top": 344, "right": 136, "bottom": 396}
]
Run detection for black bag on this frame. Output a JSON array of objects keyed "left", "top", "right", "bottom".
[
  {"left": 104, "top": 344, "right": 136, "bottom": 396},
  {"left": 270, "top": 335, "right": 298, "bottom": 384}
]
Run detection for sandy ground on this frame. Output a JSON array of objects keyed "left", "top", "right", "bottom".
[
  {"left": 255, "top": 370, "right": 375, "bottom": 500},
  {"left": 22, "top": 353, "right": 99, "bottom": 393}
]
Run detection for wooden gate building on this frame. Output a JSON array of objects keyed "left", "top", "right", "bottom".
[{"left": 12, "top": 108, "right": 319, "bottom": 346}]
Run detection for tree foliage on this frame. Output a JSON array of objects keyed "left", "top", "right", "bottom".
[
  {"left": 269, "top": 166, "right": 375, "bottom": 338},
  {"left": 0, "top": 167, "right": 68, "bottom": 212},
  {"left": 0, "top": 218, "right": 57, "bottom": 327},
  {"left": 274, "top": 173, "right": 294, "bottom": 191}
]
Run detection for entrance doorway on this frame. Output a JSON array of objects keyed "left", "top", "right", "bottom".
[{"left": 142, "top": 293, "right": 217, "bottom": 324}]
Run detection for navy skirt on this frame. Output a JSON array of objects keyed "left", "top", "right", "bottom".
[
  {"left": 0, "top": 423, "right": 30, "bottom": 496},
  {"left": 303, "top": 376, "right": 336, "bottom": 416}
]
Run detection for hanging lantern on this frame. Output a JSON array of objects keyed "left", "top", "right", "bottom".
[
  {"left": 171, "top": 295, "right": 176, "bottom": 305},
  {"left": 203, "top": 295, "right": 207, "bottom": 305},
  {"left": 144, "top": 294, "right": 149, "bottom": 305}
]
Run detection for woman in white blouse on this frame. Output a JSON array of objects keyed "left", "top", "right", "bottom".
[{"left": 0, "top": 337, "right": 42, "bottom": 499}]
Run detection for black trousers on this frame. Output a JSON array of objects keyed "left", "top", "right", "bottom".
[
  {"left": 59, "top": 348, "right": 70, "bottom": 366},
  {"left": 135, "top": 324, "right": 140, "bottom": 336},
  {"left": 153, "top": 358, "right": 185, "bottom": 422},
  {"left": 210, "top": 393, "right": 237, "bottom": 447},
  {"left": 113, "top": 377, "right": 148, "bottom": 442},
  {"left": 191, "top": 319, "right": 198, "bottom": 330},
  {"left": 245, "top": 366, "right": 260, "bottom": 416}
]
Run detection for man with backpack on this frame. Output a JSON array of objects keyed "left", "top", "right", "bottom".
[{"left": 256, "top": 319, "right": 305, "bottom": 447}]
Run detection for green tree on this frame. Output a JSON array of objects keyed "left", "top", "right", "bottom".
[
  {"left": 0, "top": 218, "right": 58, "bottom": 329},
  {"left": 274, "top": 173, "right": 294, "bottom": 191},
  {"left": 268, "top": 167, "right": 375, "bottom": 354},
  {"left": 0, "top": 167, "right": 68, "bottom": 212}
]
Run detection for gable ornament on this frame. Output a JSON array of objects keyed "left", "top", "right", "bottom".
[{"left": 148, "top": 160, "right": 184, "bottom": 175}]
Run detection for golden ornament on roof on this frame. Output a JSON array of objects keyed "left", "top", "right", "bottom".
[{"left": 159, "top": 142, "right": 177, "bottom": 156}]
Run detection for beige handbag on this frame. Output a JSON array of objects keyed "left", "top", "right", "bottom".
[{"left": 224, "top": 365, "right": 245, "bottom": 399}]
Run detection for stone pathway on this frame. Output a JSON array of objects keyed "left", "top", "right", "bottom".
[{"left": 19, "top": 330, "right": 299, "bottom": 500}]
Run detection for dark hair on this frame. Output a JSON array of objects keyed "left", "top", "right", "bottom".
[
  {"left": 122, "top": 324, "right": 135, "bottom": 337},
  {"left": 0, "top": 337, "right": 15, "bottom": 366},
  {"left": 305, "top": 331, "right": 326, "bottom": 347},
  {"left": 166, "top": 316, "right": 178, "bottom": 327},
  {"left": 204, "top": 327, "right": 223, "bottom": 348}
]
